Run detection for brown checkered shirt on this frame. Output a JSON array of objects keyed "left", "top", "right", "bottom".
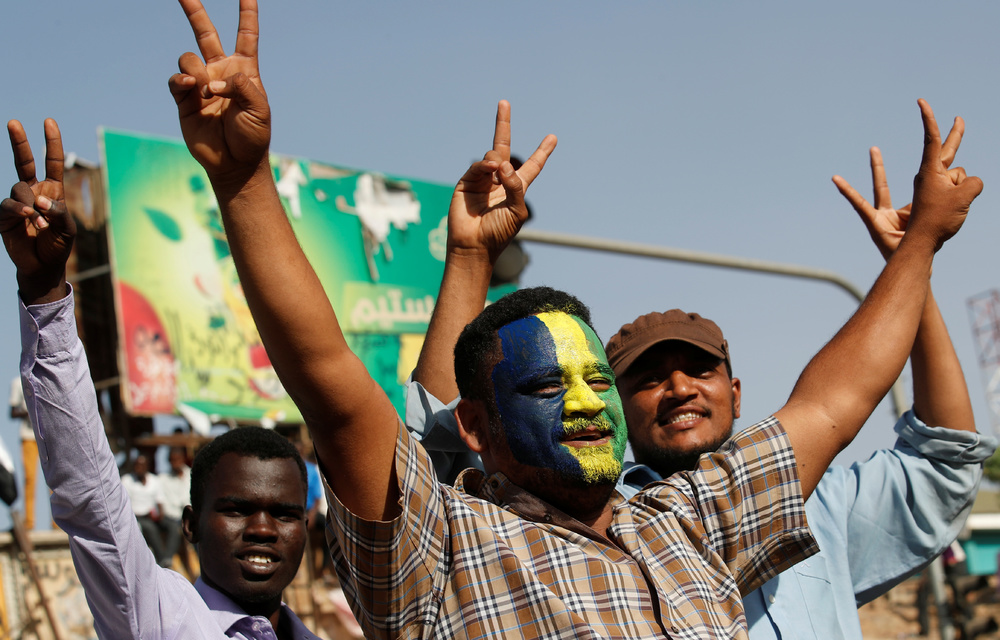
[{"left": 325, "top": 416, "right": 816, "bottom": 639}]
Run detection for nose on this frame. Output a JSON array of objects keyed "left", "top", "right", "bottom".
[
  {"left": 243, "top": 511, "right": 279, "bottom": 541},
  {"left": 563, "top": 378, "right": 606, "bottom": 417},
  {"left": 663, "top": 370, "right": 696, "bottom": 399}
]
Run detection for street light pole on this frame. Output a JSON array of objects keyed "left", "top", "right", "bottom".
[{"left": 517, "top": 227, "right": 908, "bottom": 418}]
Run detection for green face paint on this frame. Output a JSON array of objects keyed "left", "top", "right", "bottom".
[{"left": 491, "top": 312, "right": 628, "bottom": 484}]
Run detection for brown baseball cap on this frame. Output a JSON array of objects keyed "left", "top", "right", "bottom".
[{"left": 605, "top": 309, "right": 731, "bottom": 378}]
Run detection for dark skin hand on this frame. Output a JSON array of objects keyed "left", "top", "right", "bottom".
[
  {"left": 169, "top": 0, "right": 271, "bottom": 194},
  {"left": 0, "top": 119, "right": 75, "bottom": 305}
]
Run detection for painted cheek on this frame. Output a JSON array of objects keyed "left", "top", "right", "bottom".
[{"left": 601, "top": 389, "right": 629, "bottom": 454}]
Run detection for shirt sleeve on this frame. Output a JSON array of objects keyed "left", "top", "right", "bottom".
[
  {"left": 643, "top": 417, "right": 817, "bottom": 596},
  {"left": 403, "top": 375, "right": 483, "bottom": 483},
  {"left": 811, "top": 410, "right": 998, "bottom": 604},
  {"left": 322, "top": 421, "right": 449, "bottom": 639},
  {"left": 21, "top": 291, "right": 192, "bottom": 638}
]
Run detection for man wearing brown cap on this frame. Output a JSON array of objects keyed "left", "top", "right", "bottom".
[
  {"left": 605, "top": 302, "right": 993, "bottom": 639},
  {"left": 406, "top": 123, "right": 995, "bottom": 639}
]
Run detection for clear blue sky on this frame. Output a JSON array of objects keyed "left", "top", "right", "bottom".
[{"left": 4, "top": 1, "right": 1000, "bottom": 528}]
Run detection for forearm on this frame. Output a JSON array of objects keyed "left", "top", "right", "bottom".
[
  {"left": 777, "top": 231, "right": 936, "bottom": 496},
  {"left": 413, "top": 250, "right": 493, "bottom": 404},
  {"left": 910, "top": 289, "right": 975, "bottom": 432},
  {"left": 22, "top": 293, "right": 162, "bottom": 637},
  {"left": 211, "top": 162, "right": 400, "bottom": 519},
  {"left": 212, "top": 162, "right": 350, "bottom": 416}
]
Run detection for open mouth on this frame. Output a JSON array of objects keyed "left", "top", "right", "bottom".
[
  {"left": 561, "top": 421, "right": 614, "bottom": 447},
  {"left": 238, "top": 551, "right": 280, "bottom": 576},
  {"left": 665, "top": 411, "right": 704, "bottom": 426}
]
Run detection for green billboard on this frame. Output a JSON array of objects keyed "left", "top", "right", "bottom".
[{"left": 100, "top": 129, "right": 514, "bottom": 423}]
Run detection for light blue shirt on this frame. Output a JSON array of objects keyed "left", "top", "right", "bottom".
[
  {"left": 406, "top": 378, "right": 997, "bottom": 640},
  {"left": 21, "top": 291, "right": 319, "bottom": 639}
]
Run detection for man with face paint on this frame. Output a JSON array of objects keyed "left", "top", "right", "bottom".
[
  {"left": 409, "top": 122, "right": 995, "bottom": 640},
  {"left": 153, "top": 1, "right": 983, "bottom": 637}
]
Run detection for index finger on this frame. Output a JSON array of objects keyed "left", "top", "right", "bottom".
[
  {"left": 7, "top": 121, "right": 37, "bottom": 186},
  {"left": 869, "top": 147, "right": 891, "bottom": 211},
  {"left": 234, "top": 0, "right": 259, "bottom": 61},
  {"left": 940, "top": 116, "right": 965, "bottom": 169},
  {"left": 492, "top": 100, "right": 511, "bottom": 163},
  {"left": 42, "top": 119, "right": 65, "bottom": 187},
  {"left": 917, "top": 99, "right": 942, "bottom": 172},
  {"left": 179, "top": 0, "right": 227, "bottom": 63},
  {"left": 515, "top": 134, "right": 558, "bottom": 190}
]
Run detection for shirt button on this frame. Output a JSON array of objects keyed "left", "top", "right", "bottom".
[
  {"left": 542, "top": 514, "right": 552, "bottom": 523},
  {"left": 30, "top": 325, "right": 37, "bottom": 333},
  {"left": 769, "top": 594, "right": 776, "bottom": 604},
  {"left": 23, "top": 387, "right": 31, "bottom": 397},
  {"left": 671, "top": 625, "right": 679, "bottom": 633}
]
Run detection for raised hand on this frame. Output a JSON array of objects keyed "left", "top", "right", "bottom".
[
  {"left": 905, "top": 99, "right": 982, "bottom": 251},
  {"left": 0, "top": 120, "right": 76, "bottom": 304},
  {"left": 833, "top": 114, "right": 965, "bottom": 260},
  {"left": 448, "top": 101, "right": 557, "bottom": 263},
  {"left": 168, "top": 0, "right": 270, "bottom": 189}
]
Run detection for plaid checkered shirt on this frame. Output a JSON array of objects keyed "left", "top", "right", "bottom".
[{"left": 325, "top": 416, "right": 816, "bottom": 639}]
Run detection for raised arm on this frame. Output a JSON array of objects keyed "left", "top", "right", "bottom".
[
  {"left": 833, "top": 128, "right": 975, "bottom": 433},
  {"left": 774, "top": 100, "right": 982, "bottom": 499},
  {"left": 1, "top": 121, "right": 195, "bottom": 637},
  {"left": 413, "top": 101, "right": 556, "bottom": 405},
  {"left": 170, "top": 0, "right": 398, "bottom": 520}
]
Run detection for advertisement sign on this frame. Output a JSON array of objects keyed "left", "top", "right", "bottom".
[{"left": 101, "top": 129, "right": 514, "bottom": 422}]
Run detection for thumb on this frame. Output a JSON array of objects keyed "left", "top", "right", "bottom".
[
  {"left": 208, "top": 73, "right": 270, "bottom": 125},
  {"left": 958, "top": 175, "right": 984, "bottom": 202},
  {"left": 34, "top": 196, "right": 76, "bottom": 241},
  {"left": 498, "top": 161, "right": 527, "bottom": 222}
]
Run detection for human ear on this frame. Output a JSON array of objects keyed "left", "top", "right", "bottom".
[
  {"left": 181, "top": 505, "right": 198, "bottom": 544},
  {"left": 456, "top": 398, "right": 490, "bottom": 454},
  {"left": 731, "top": 377, "right": 742, "bottom": 419}
]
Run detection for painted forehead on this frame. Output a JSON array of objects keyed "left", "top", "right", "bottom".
[{"left": 495, "top": 311, "right": 609, "bottom": 377}]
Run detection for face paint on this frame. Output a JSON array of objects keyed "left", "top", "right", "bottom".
[{"left": 491, "top": 312, "right": 628, "bottom": 485}]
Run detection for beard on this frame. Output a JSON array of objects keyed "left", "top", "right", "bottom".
[
  {"left": 632, "top": 427, "right": 733, "bottom": 478},
  {"left": 486, "top": 410, "right": 619, "bottom": 516},
  {"left": 629, "top": 403, "right": 738, "bottom": 478}
]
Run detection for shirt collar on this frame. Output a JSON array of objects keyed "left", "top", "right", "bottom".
[
  {"left": 621, "top": 461, "right": 663, "bottom": 489},
  {"left": 193, "top": 578, "right": 316, "bottom": 639},
  {"left": 456, "top": 469, "right": 625, "bottom": 545}
]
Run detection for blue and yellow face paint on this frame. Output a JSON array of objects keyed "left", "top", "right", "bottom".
[{"left": 491, "top": 311, "right": 628, "bottom": 485}]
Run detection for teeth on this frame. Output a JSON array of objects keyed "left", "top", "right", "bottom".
[
  {"left": 666, "top": 412, "right": 701, "bottom": 425},
  {"left": 246, "top": 555, "right": 274, "bottom": 565}
]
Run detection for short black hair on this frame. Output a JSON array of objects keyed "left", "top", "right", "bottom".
[
  {"left": 189, "top": 427, "right": 307, "bottom": 515},
  {"left": 454, "top": 286, "right": 594, "bottom": 400}
]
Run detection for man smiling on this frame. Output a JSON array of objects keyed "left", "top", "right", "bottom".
[
  {"left": 159, "top": 1, "right": 982, "bottom": 636},
  {"left": 0, "top": 119, "right": 318, "bottom": 639},
  {"left": 410, "top": 122, "right": 994, "bottom": 639},
  {"left": 485, "top": 310, "right": 628, "bottom": 488}
]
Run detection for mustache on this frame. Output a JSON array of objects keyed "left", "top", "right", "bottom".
[{"left": 562, "top": 414, "right": 616, "bottom": 437}]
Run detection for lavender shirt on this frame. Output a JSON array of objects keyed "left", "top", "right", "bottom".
[{"left": 20, "top": 290, "right": 318, "bottom": 639}]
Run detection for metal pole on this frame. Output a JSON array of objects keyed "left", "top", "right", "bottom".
[{"left": 517, "top": 227, "right": 909, "bottom": 419}]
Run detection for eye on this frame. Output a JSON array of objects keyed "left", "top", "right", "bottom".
[
  {"left": 273, "top": 509, "right": 303, "bottom": 523},
  {"left": 519, "top": 378, "right": 563, "bottom": 397},
  {"left": 529, "top": 384, "right": 563, "bottom": 397},
  {"left": 631, "top": 372, "right": 662, "bottom": 390},
  {"left": 588, "top": 377, "right": 612, "bottom": 392}
]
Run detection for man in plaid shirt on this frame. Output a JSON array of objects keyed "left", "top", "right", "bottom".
[{"left": 166, "top": 2, "right": 982, "bottom": 636}]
